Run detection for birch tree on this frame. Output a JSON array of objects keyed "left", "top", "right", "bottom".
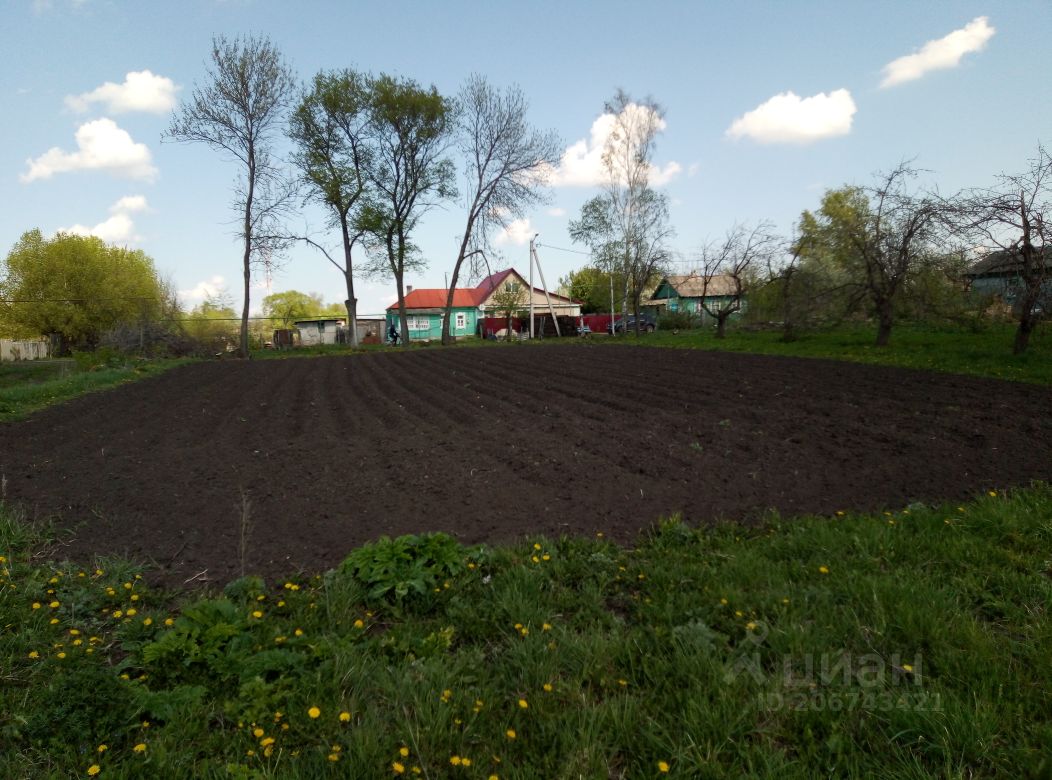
[
  {"left": 569, "top": 91, "right": 673, "bottom": 335},
  {"left": 442, "top": 75, "right": 561, "bottom": 345}
]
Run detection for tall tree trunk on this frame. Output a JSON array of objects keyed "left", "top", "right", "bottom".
[
  {"left": 341, "top": 219, "right": 359, "bottom": 347},
  {"left": 781, "top": 269, "right": 796, "bottom": 342},
  {"left": 239, "top": 160, "right": 255, "bottom": 359},
  {"left": 443, "top": 216, "right": 476, "bottom": 346},
  {"left": 875, "top": 303, "right": 894, "bottom": 347},
  {"left": 1013, "top": 314, "right": 1035, "bottom": 355},
  {"left": 715, "top": 314, "right": 728, "bottom": 339}
]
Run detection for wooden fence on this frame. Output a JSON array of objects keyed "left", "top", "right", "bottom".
[{"left": 0, "top": 339, "right": 51, "bottom": 362}]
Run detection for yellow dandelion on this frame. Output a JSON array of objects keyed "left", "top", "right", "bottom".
[
  {"left": 392, "top": 762, "right": 405, "bottom": 774},
  {"left": 133, "top": 743, "right": 146, "bottom": 753},
  {"left": 658, "top": 760, "right": 670, "bottom": 773},
  {"left": 164, "top": 618, "right": 174, "bottom": 626},
  {"left": 294, "top": 628, "right": 304, "bottom": 636},
  {"left": 505, "top": 729, "right": 516, "bottom": 740},
  {"left": 143, "top": 617, "right": 153, "bottom": 626},
  {"left": 533, "top": 543, "right": 541, "bottom": 550},
  {"left": 49, "top": 601, "right": 60, "bottom": 608},
  {"left": 308, "top": 706, "right": 321, "bottom": 719},
  {"left": 399, "top": 746, "right": 409, "bottom": 758},
  {"left": 251, "top": 610, "right": 263, "bottom": 619},
  {"left": 126, "top": 608, "right": 137, "bottom": 617},
  {"left": 32, "top": 602, "right": 41, "bottom": 610},
  {"left": 260, "top": 737, "right": 275, "bottom": 747},
  {"left": 339, "top": 711, "right": 351, "bottom": 722},
  {"left": 87, "top": 765, "right": 101, "bottom": 776},
  {"left": 543, "top": 683, "right": 553, "bottom": 692},
  {"left": 97, "top": 745, "right": 107, "bottom": 753},
  {"left": 462, "top": 758, "right": 472, "bottom": 767},
  {"left": 518, "top": 698, "right": 528, "bottom": 709},
  {"left": 903, "top": 664, "right": 914, "bottom": 673},
  {"left": 818, "top": 565, "right": 830, "bottom": 574},
  {"left": 253, "top": 727, "right": 265, "bottom": 738},
  {"left": 112, "top": 610, "right": 123, "bottom": 619},
  {"left": 56, "top": 652, "right": 67, "bottom": 659},
  {"left": 353, "top": 619, "right": 364, "bottom": 629},
  {"left": 450, "top": 755, "right": 462, "bottom": 766},
  {"left": 28, "top": 650, "right": 39, "bottom": 659}
]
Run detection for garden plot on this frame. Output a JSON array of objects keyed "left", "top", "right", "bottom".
[{"left": 1, "top": 345, "right": 1049, "bottom": 586}]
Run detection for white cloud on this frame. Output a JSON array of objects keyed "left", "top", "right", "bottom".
[
  {"left": 548, "top": 104, "right": 681, "bottom": 187},
  {"left": 66, "top": 70, "right": 180, "bottom": 114},
  {"left": 546, "top": 207, "right": 566, "bottom": 217},
  {"left": 726, "top": 89, "right": 856, "bottom": 144},
  {"left": 57, "top": 194, "right": 150, "bottom": 243},
  {"left": 179, "top": 275, "right": 226, "bottom": 306},
  {"left": 110, "top": 194, "right": 149, "bottom": 213},
  {"left": 22, "top": 118, "right": 158, "bottom": 182},
  {"left": 495, "top": 218, "right": 535, "bottom": 246},
  {"left": 880, "top": 17, "right": 995, "bottom": 88}
]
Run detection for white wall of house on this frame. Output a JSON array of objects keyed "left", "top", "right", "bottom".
[{"left": 294, "top": 320, "right": 344, "bottom": 346}]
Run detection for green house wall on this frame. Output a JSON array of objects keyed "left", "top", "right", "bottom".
[{"left": 386, "top": 308, "right": 480, "bottom": 341}]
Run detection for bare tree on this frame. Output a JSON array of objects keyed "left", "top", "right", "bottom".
[
  {"left": 288, "top": 69, "right": 373, "bottom": 347},
  {"left": 569, "top": 91, "right": 674, "bottom": 335},
  {"left": 800, "top": 165, "right": 940, "bottom": 346},
  {"left": 697, "top": 222, "right": 779, "bottom": 339},
  {"left": 952, "top": 144, "right": 1051, "bottom": 354},
  {"left": 442, "top": 75, "right": 561, "bottom": 345},
  {"left": 166, "top": 35, "right": 296, "bottom": 358},
  {"left": 360, "top": 74, "right": 456, "bottom": 345}
]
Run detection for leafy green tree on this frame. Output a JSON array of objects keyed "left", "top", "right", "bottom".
[
  {"left": 0, "top": 230, "right": 165, "bottom": 350},
  {"left": 166, "top": 34, "right": 296, "bottom": 358},
  {"left": 799, "top": 166, "right": 941, "bottom": 346},
  {"left": 288, "top": 69, "right": 373, "bottom": 346},
  {"left": 361, "top": 74, "right": 456, "bottom": 345},
  {"left": 559, "top": 266, "right": 628, "bottom": 314},
  {"left": 183, "top": 290, "right": 238, "bottom": 348},
  {"left": 261, "top": 290, "right": 328, "bottom": 328}
]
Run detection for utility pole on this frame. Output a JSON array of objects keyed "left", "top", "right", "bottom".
[
  {"left": 609, "top": 274, "right": 615, "bottom": 336},
  {"left": 529, "top": 236, "right": 560, "bottom": 338},
  {"left": 529, "top": 234, "right": 536, "bottom": 339}
]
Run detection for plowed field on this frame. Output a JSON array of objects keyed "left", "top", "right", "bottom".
[{"left": 2, "top": 345, "right": 1050, "bottom": 586}]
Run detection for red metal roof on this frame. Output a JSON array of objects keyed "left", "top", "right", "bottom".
[{"left": 386, "top": 288, "right": 485, "bottom": 310}]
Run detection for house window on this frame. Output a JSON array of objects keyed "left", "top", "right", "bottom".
[
  {"left": 408, "top": 317, "right": 430, "bottom": 331},
  {"left": 455, "top": 312, "right": 467, "bottom": 330}
]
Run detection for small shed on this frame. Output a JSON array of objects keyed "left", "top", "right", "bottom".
[{"left": 293, "top": 318, "right": 346, "bottom": 346}]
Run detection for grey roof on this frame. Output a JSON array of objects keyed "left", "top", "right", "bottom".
[
  {"left": 657, "top": 274, "right": 739, "bottom": 298},
  {"left": 966, "top": 247, "right": 1052, "bottom": 277}
]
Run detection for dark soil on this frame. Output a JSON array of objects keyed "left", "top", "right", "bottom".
[{"left": 2, "top": 345, "right": 1050, "bottom": 587}]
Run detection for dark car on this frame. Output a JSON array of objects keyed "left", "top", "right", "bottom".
[{"left": 608, "top": 315, "right": 657, "bottom": 334}]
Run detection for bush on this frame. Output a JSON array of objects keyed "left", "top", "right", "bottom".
[{"left": 658, "top": 309, "right": 700, "bottom": 330}]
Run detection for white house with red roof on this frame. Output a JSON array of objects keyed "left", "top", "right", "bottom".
[{"left": 386, "top": 268, "right": 579, "bottom": 341}]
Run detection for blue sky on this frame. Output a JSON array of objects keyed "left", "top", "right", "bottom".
[{"left": 2, "top": 0, "right": 1049, "bottom": 316}]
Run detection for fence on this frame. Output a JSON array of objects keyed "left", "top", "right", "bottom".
[{"left": 0, "top": 339, "right": 51, "bottom": 362}]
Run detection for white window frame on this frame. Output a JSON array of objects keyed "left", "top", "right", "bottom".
[
  {"left": 455, "top": 312, "right": 467, "bottom": 330},
  {"left": 408, "top": 316, "right": 430, "bottom": 331}
]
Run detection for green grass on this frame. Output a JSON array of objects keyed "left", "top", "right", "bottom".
[
  {"left": 2, "top": 488, "right": 1049, "bottom": 778},
  {"left": 0, "top": 357, "right": 192, "bottom": 422},
  {"left": 626, "top": 323, "right": 1052, "bottom": 385}
]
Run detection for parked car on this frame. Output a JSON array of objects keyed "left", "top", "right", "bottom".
[{"left": 608, "top": 315, "right": 657, "bottom": 334}]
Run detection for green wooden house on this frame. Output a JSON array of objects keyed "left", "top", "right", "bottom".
[{"left": 648, "top": 274, "right": 743, "bottom": 322}]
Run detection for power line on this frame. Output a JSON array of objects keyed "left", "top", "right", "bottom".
[{"left": 535, "top": 243, "right": 592, "bottom": 257}]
